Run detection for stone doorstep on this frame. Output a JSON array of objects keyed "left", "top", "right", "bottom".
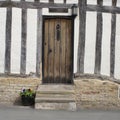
[
  {"left": 35, "top": 84, "right": 76, "bottom": 111},
  {"left": 35, "top": 102, "right": 76, "bottom": 111},
  {"left": 35, "top": 97, "right": 75, "bottom": 103},
  {"left": 36, "top": 85, "right": 75, "bottom": 93}
]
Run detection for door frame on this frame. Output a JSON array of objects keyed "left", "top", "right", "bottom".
[{"left": 42, "top": 16, "right": 75, "bottom": 84}]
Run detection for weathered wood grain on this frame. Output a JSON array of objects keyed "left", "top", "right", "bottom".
[
  {"left": 5, "top": 7, "right": 12, "bottom": 73},
  {"left": 49, "top": 8, "right": 68, "bottom": 13},
  {"left": 49, "top": 0, "right": 54, "bottom": 3},
  {"left": 65, "top": 19, "right": 73, "bottom": 83},
  {"left": 54, "top": 19, "right": 60, "bottom": 83},
  {"left": 43, "top": 19, "right": 49, "bottom": 83},
  {"left": 43, "top": 18, "right": 73, "bottom": 83},
  {"left": 20, "top": 8, "right": 27, "bottom": 74},
  {"left": 86, "top": 5, "right": 120, "bottom": 14},
  {"left": 36, "top": 9, "right": 42, "bottom": 77},
  {"left": 110, "top": 0, "right": 117, "bottom": 77},
  {"left": 94, "top": 0, "right": 103, "bottom": 74},
  {"left": 77, "top": 0, "right": 86, "bottom": 73},
  {"left": 0, "top": 1, "right": 73, "bottom": 9},
  {"left": 48, "top": 19, "right": 55, "bottom": 83},
  {"left": 60, "top": 19, "right": 66, "bottom": 83}
]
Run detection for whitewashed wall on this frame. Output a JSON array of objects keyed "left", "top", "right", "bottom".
[
  {"left": 0, "top": 8, "right": 6, "bottom": 73},
  {"left": 101, "top": 13, "right": 111, "bottom": 76},
  {"left": 84, "top": 11, "right": 96, "bottom": 74},
  {"left": 26, "top": 9, "right": 37, "bottom": 74},
  {"left": 11, "top": 8, "right": 21, "bottom": 74},
  {"left": 115, "top": 14, "right": 120, "bottom": 79},
  {"left": 1, "top": 0, "right": 120, "bottom": 80}
]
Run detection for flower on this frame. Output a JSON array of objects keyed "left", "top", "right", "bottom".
[
  {"left": 20, "top": 88, "right": 35, "bottom": 98},
  {"left": 20, "top": 88, "right": 35, "bottom": 106}
]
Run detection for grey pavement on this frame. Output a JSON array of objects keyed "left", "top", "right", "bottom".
[{"left": 0, "top": 105, "right": 120, "bottom": 120}]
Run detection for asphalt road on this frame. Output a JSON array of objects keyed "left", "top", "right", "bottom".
[{"left": 0, "top": 105, "right": 120, "bottom": 120}]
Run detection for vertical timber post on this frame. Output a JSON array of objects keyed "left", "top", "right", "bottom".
[
  {"left": 77, "top": 0, "right": 86, "bottom": 74},
  {"left": 36, "top": 9, "right": 43, "bottom": 78},
  {"left": 110, "top": 0, "right": 117, "bottom": 77},
  {"left": 94, "top": 0, "right": 103, "bottom": 74}
]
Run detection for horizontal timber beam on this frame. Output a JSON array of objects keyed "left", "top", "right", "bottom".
[
  {"left": 0, "top": 1, "right": 73, "bottom": 9},
  {"left": 1, "top": 1, "right": 120, "bottom": 14},
  {"left": 86, "top": 5, "right": 120, "bottom": 14}
]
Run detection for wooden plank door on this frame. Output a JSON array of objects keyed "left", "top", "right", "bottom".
[{"left": 43, "top": 18, "right": 73, "bottom": 84}]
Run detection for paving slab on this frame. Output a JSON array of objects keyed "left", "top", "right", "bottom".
[{"left": 0, "top": 105, "right": 120, "bottom": 120}]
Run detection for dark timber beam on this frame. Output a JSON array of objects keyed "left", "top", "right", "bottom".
[
  {"left": 5, "top": 7, "right": 12, "bottom": 74},
  {"left": 49, "top": 0, "right": 54, "bottom": 3},
  {"left": 110, "top": 0, "right": 117, "bottom": 77},
  {"left": 77, "top": 0, "right": 86, "bottom": 73},
  {"left": 36, "top": 9, "right": 42, "bottom": 77},
  {"left": 20, "top": 7, "right": 27, "bottom": 75},
  {"left": 64, "top": 0, "right": 66, "bottom": 3},
  {"left": 34, "top": 0, "right": 39, "bottom": 2},
  {"left": 0, "top": 1, "right": 73, "bottom": 9},
  {"left": 94, "top": 0, "right": 103, "bottom": 74},
  {"left": 86, "top": 5, "right": 120, "bottom": 14}
]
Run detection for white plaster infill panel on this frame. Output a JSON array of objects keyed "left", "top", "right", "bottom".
[
  {"left": 115, "top": 14, "right": 120, "bottom": 79},
  {"left": 40, "top": 0, "right": 48, "bottom": 3},
  {"left": 54, "top": 0, "right": 63, "bottom": 3},
  {"left": 11, "top": 8, "right": 22, "bottom": 74},
  {"left": 73, "top": 11, "right": 79, "bottom": 73},
  {"left": 84, "top": 11, "right": 96, "bottom": 74},
  {"left": 101, "top": 13, "right": 111, "bottom": 76},
  {"left": 103, "top": 0, "right": 112, "bottom": 6},
  {"left": 66, "top": 0, "right": 78, "bottom": 4},
  {"left": 87, "top": 0, "right": 97, "bottom": 5},
  {"left": 11, "top": 0, "right": 21, "bottom": 1},
  {"left": 26, "top": 9, "right": 37, "bottom": 75},
  {"left": 117, "top": 0, "right": 120, "bottom": 7},
  {"left": 25, "top": 0, "right": 34, "bottom": 2},
  {"left": 42, "top": 8, "right": 71, "bottom": 16},
  {"left": 0, "top": 8, "right": 6, "bottom": 73}
]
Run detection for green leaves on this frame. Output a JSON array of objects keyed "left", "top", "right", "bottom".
[{"left": 20, "top": 89, "right": 35, "bottom": 98}]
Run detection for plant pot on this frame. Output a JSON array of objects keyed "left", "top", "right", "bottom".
[{"left": 21, "top": 95, "right": 35, "bottom": 106}]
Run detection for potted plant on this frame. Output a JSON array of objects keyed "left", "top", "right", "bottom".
[{"left": 20, "top": 88, "right": 35, "bottom": 106}]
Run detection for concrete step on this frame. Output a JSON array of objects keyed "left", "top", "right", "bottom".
[
  {"left": 35, "top": 85, "right": 76, "bottom": 111},
  {"left": 35, "top": 97, "right": 75, "bottom": 102}
]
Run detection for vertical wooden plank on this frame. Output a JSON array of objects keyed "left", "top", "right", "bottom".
[
  {"left": 36, "top": 9, "right": 42, "bottom": 77},
  {"left": 5, "top": 7, "right": 12, "bottom": 73},
  {"left": 94, "top": 0, "right": 103, "bottom": 74},
  {"left": 48, "top": 19, "right": 55, "bottom": 83},
  {"left": 65, "top": 19, "right": 73, "bottom": 83},
  {"left": 60, "top": 19, "right": 66, "bottom": 83},
  {"left": 43, "top": 19, "right": 49, "bottom": 83},
  {"left": 110, "top": 0, "right": 117, "bottom": 77},
  {"left": 77, "top": 0, "right": 86, "bottom": 73},
  {"left": 54, "top": 19, "right": 60, "bottom": 83},
  {"left": 20, "top": 8, "right": 27, "bottom": 74}
]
